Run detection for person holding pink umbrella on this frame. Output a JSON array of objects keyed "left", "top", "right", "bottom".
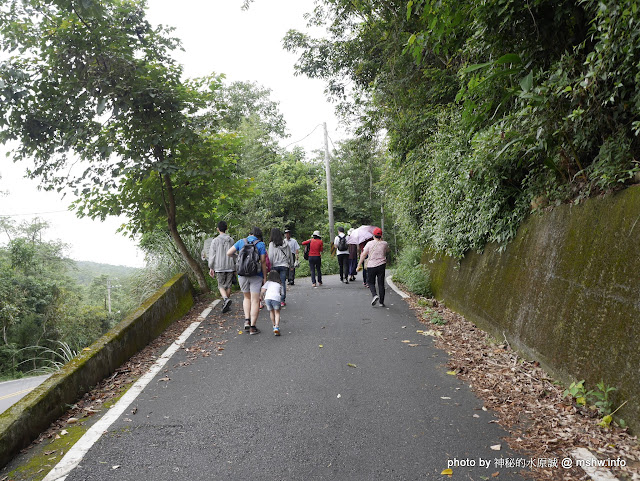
[{"left": 356, "top": 227, "right": 390, "bottom": 307}]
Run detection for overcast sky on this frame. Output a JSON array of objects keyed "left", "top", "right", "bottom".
[{"left": 0, "top": 0, "right": 343, "bottom": 268}]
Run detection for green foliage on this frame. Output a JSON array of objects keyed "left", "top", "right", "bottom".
[
  {"left": 295, "top": 252, "right": 340, "bottom": 278},
  {"left": 0, "top": 1, "right": 253, "bottom": 292},
  {"left": 588, "top": 381, "right": 617, "bottom": 416},
  {"left": 0, "top": 220, "right": 139, "bottom": 377},
  {"left": 563, "top": 379, "right": 588, "bottom": 406},
  {"left": 18, "top": 341, "right": 77, "bottom": 375},
  {"left": 564, "top": 379, "right": 622, "bottom": 426},
  {"left": 287, "top": 0, "right": 640, "bottom": 259},
  {"left": 392, "top": 246, "right": 432, "bottom": 297}
]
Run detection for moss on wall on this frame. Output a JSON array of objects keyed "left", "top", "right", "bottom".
[
  {"left": 0, "top": 273, "right": 195, "bottom": 469},
  {"left": 425, "top": 186, "right": 640, "bottom": 432}
]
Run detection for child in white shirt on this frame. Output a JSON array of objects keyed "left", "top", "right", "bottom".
[{"left": 261, "top": 270, "right": 284, "bottom": 336}]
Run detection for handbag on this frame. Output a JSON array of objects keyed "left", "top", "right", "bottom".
[{"left": 303, "top": 243, "right": 310, "bottom": 260}]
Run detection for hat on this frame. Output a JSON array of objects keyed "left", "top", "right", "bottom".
[
  {"left": 284, "top": 229, "right": 291, "bottom": 233},
  {"left": 312, "top": 230, "right": 321, "bottom": 237},
  {"left": 373, "top": 227, "right": 383, "bottom": 237}
]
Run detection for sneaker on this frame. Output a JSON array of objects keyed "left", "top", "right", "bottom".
[
  {"left": 273, "top": 326, "right": 281, "bottom": 336},
  {"left": 250, "top": 326, "right": 260, "bottom": 335},
  {"left": 244, "top": 320, "right": 251, "bottom": 331},
  {"left": 312, "top": 283, "right": 317, "bottom": 288},
  {"left": 345, "top": 280, "right": 349, "bottom": 284},
  {"left": 371, "top": 295, "right": 379, "bottom": 306},
  {"left": 222, "top": 298, "right": 232, "bottom": 313},
  {"left": 281, "top": 301, "right": 286, "bottom": 307},
  {"left": 380, "top": 302, "right": 385, "bottom": 307}
]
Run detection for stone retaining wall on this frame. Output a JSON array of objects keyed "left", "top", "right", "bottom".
[
  {"left": 425, "top": 186, "right": 640, "bottom": 432},
  {"left": 0, "top": 273, "right": 195, "bottom": 468}
]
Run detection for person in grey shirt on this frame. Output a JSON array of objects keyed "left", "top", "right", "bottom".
[
  {"left": 208, "top": 220, "right": 236, "bottom": 313},
  {"left": 284, "top": 229, "right": 300, "bottom": 285}
]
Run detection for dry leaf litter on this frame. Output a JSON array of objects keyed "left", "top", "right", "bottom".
[
  {"left": 7, "top": 291, "right": 640, "bottom": 481},
  {"left": 403, "top": 290, "right": 640, "bottom": 481}
]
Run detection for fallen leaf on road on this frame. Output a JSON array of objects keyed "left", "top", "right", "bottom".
[
  {"left": 408, "top": 344, "right": 419, "bottom": 347},
  {"left": 347, "top": 363, "right": 357, "bottom": 368},
  {"left": 237, "top": 330, "right": 243, "bottom": 334},
  {"left": 66, "top": 418, "right": 78, "bottom": 424},
  {"left": 446, "top": 371, "right": 457, "bottom": 375},
  {"left": 337, "top": 394, "right": 341, "bottom": 398},
  {"left": 112, "top": 465, "right": 121, "bottom": 470},
  {"left": 82, "top": 348, "right": 91, "bottom": 351},
  {"left": 60, "top": 430, "right": 68, "bottom": 436},
  {"left": 402, "top": 340, "right": 411, "bottom": 343},
  {"left": 158, "top": 377, "right": 170, "bottom": 382},
  {"left": 490, "top": 444, "right": 501, "bottom": 451},
  {"left": 416, "top": 330, "right": 424, "bottom": 333},
  {"left": 492, "top": 472, "right": 500, "bottom": 477},
  {"left": 319, "top": 345, "right": 323, "bottom": 348},
  {"left": 441, "top": 396, "right": 451, "bottom": 400},
  {"left": 441, "top": 468, "right": 453, "bottom": 476}
]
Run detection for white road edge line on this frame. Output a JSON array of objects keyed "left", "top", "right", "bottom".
[
  {"left": 42, "top": 299, "right": 221, "bottom": 481},
  {"left": 571, "top": 447, "right": 621, "bottom": 481},
  {"left": 385, "top": 276, "right": 623, "bottom": 481},
  {"left": 386, "top": 275, "right": 410, "bottom": 299}
]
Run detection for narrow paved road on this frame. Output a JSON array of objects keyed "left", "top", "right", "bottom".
[
  {"left": 58, "top": 275, "right": 526, "bottom": 480},
  {"left": 0, "top": 375, "right": 50, "bottom": 414}
]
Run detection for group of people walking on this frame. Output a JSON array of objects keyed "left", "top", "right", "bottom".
[{"left": 206, "top": 222, "right": 389, "bottom": 336}]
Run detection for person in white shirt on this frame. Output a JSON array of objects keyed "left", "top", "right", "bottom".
[
  {"left": 334, "top": 226, "right": 350, "bottom": 284},
  {"left": 261, "top": 270, "right": 284, "bottom": 336},
  {"left": 284, "top": 229, "right": 300, "bottom": 286}
]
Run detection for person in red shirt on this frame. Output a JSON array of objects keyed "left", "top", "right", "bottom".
[{"left": 301, "top": 230, "right": 324, "bottom": 287}]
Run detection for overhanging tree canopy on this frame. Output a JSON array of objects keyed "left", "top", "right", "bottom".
[{"left": 0, "top": 0, "right": 248, "bottom": 290}]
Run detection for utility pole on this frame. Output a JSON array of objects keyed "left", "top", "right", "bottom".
[
  {"left": 324, "top": 122, "right": 335, "bottom": 241},
  {"left": 106, "top": 279, "right": 112, "bottom": 314}
]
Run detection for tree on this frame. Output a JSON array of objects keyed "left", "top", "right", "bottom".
[
  {"left": 285, "top": 0, "right": 640, "bottom": 257},
  {"left": 0, "top": 0, "right": 247, "bottom": 291}
]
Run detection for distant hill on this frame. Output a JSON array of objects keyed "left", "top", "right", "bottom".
[{"left": 71, "top": 261, "right": 141, "bottom": 286}]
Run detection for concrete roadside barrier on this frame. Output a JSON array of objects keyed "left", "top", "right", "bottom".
[{"left": 0, "top": 272, "right": 195, "bottom": 469}]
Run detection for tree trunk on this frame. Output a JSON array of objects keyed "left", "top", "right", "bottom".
[{"left": 162, "top": 173, "right": 210, "bottom": 293}]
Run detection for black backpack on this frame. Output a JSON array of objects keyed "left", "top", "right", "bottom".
[
  {"left": 236, "top": 238, "right": 261, "bottom": 276},
  {"left": 303, "top": 242, "right": 310, "bottom": 260},
  {"left": 337, "top": 235, "right": 348, "bottom": 251}
]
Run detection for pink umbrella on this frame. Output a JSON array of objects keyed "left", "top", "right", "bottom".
[{"left": 347, "top": 225, "right": 379, "bottom": 245}]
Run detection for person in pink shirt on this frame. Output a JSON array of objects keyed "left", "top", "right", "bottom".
[{"left": 357, "top": 227, "right": 390, "bottom": 306}]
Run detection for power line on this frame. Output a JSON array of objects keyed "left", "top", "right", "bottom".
[{"left": 281, "top": 124, "right": 323, "bottom": 150}]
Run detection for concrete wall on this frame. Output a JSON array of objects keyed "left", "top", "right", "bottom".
[
  {"left": 425, "top": 186, "right": 640, "bottom": 432},
  {"left": 0, "top": 273, "right": 195, "bottom": 468}
]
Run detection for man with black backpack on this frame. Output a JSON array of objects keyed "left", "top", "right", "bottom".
[
  {"left": 334, "top": 226, "right": 350, "bottom": 284},
  {"left": 227, "top": 226, "right": 268, "bottom": 335}
]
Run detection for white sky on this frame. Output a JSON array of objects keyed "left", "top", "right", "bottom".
[{"left": 0, "top": 0, "right": 343, "bottom": 268}]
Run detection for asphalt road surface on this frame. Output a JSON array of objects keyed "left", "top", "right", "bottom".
[
  {"left": 57, "top": 274, "right": 527, "bottom": 480},
  {"left": 0, "top": 375, "right": 50, "bottom": 414}
]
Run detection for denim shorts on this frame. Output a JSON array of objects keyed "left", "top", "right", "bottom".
[{"left": 264, "top": 299, "right": 281, "bottom": 311}]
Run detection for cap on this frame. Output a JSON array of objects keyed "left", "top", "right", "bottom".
[
  {"left": 373, "top": 227, "right": 382, "bottom": 237},
  {"left": 284, "top": 229, "right": 291, "bottom": 233}
]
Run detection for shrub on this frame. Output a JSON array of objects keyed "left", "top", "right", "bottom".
[
  {"left": 392, "top": 247, "right": 432, "bottom": 297},
  {"left": 296, "top": 252, "right": 339, "bottom": 278}
]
